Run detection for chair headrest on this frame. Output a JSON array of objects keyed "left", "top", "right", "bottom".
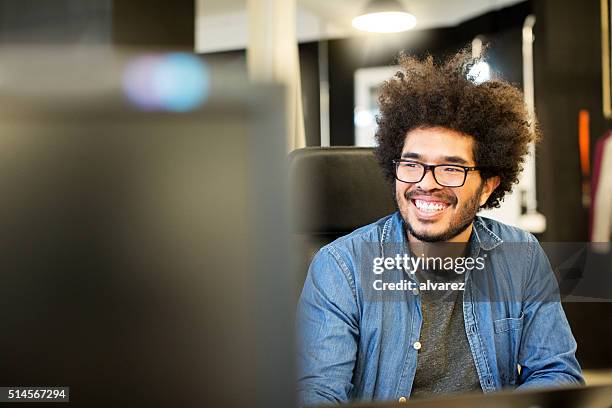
[{"left": 289, "top": 147, "right": 397, "bottom": 234}]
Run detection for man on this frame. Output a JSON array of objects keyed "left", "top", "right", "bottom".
[{"left": 296, "top": 50, "right": 583, "bottom": 406}]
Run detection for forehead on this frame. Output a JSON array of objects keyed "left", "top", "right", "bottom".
[{"left": 401, "top": 127, "right": 475, "bottom": 163}]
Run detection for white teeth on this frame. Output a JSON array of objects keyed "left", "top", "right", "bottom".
[{"left": 414, "top": 199, "right": 447, "bottom": 212}]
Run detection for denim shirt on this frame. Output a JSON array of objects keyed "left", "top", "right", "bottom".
[{"left": 297, "top": 212, "right": 584, "bottom": 406}]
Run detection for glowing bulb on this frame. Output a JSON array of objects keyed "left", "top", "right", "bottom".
[
  {"left": 467, "top": 61, "right": 491, "bottom": 84},
  {"left": 354, "top": 109, "right": 375, "bottom": 127},
  {"left": 352, "top": 11, "right": 417, "bottom": 33}
]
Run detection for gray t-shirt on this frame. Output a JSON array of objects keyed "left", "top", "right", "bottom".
[{"left": 409, "top": 264, "right": 482, "bottom": 399}]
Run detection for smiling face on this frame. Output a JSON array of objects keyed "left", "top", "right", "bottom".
[{"left": 396, "top": 127, "right": 500, "bottom": 243}]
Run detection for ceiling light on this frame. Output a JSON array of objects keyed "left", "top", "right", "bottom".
[
  {"left": 467, "top": 61, "right": 491, "bottom": 84},
  {"left": 352, "top": 0, "right": 417, "bottom": 33}
]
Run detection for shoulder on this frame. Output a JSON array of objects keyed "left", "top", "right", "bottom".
[
  {"left": 475, "top": 216, "right": 549, "bottom": 285},
  {"left": 475, "top": 215, "right": 538, "bottom": 244},
  {"left": 321, "top": 212, "right": 399, "bottom": 256},
  {"left": 304, "top": 214, "right": 397, "bottom": 303},
  {"left": 309, "top": 213, "right": 398, "bottom": 280}
]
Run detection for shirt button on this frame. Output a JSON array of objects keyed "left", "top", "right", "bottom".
[
  {"left": 412, "top": 288, "right": 419, "bottom": 295},
  {"left": 398, "top": 396, "right": 407, "bottom": 403},
  {"left": 413, "top": 341, "right": 422, "bottom": 350}
]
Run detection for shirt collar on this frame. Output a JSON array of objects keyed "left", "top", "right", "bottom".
[
  {"left": 383, "top": 212, "right": 503, "bottom": 251},
  {"left": 472, "top": 216, "right": 504, "bottom": 251}
]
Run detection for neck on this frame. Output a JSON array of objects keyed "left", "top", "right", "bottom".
[{"left": 407, "top": 223, "right": 474, "bottom": 259}]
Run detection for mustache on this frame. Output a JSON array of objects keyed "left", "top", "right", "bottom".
[{"left": 405, "top": 189, "right": 457, "bottom": 205}]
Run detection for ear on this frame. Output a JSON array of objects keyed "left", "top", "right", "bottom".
[{"left": 479, "top": 176, "right": 501, "bottom": 207}]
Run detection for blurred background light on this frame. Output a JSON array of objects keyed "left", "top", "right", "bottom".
[
  {"left": 467, "top": 60, "right": 491, "bottom": 84},
  {"left": 354, "top": 109, "right": 375, "bottom": 127},
  {"left": 352, "top": 0, "right": 417, "bottom": 33},
  {"left": 122, "top": 53, "right": 210, "bottom": 112}
]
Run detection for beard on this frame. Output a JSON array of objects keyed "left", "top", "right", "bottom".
[{"left": 398, "top": 183, "right": 484, "bottom": 243}]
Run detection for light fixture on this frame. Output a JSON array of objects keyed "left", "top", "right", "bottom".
[
  {"left": 352, "top": 0, "right": 417, "bottom": 33},
  {"left": 467, "top": 36, "right": 491, "bottom": 84},
  {"left": 467, "top": 60, "right": 491, "bottom": 84}
]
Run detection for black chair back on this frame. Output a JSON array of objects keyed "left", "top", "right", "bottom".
[{"left": 289, "top": 147, "right": 397, "bottom": 289}]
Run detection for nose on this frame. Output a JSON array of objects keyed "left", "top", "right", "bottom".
[{"left": 416, "top": 167, "right": 441, "bottom": 191}]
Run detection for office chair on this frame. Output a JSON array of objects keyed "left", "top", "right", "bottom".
[{"left": 289, "top": 147, "right": 396, "bottom": 290}]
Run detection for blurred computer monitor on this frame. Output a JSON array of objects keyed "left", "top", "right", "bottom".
[{"left": 0, "top": 49, "right": 294, "bottom": 407}]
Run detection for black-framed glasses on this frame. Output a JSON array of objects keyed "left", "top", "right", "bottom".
[{"left": 392, "top": 159, "right": 481, "bottom": 187}]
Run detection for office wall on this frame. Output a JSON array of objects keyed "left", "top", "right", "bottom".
[
  {"left": 299, "top": 42, "right": 322, "bottom": 147},
  {"left": 0, "top": 0, "right": 112, "bottom": 44},
  {"left": 112, "top": 0, "right": 194, "bottom": 47},
  {"left": 326, "top": 1, "right": 531, "bottom": 147},
  {"left": 0, "top": 0, "right": 194, "bottom": 47},
  {"left": 534, "top": 0, "right": 611, "bottom": 242},
  {"left": 534, "top": 0, "right": 612, "bottom": 369},
  {"left": 198, "top": 42, "right": 322, "bottom": 147}
]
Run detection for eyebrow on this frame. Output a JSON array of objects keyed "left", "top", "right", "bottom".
[
  {"left": 441, "top": 155, "right": 469, "bottom": 165},
  {"left": 400, "top": 152, "right": 469, "bottom": 165}
]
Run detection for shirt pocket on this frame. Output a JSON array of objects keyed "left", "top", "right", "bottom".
[
  {"left": 493, "top": 314, "right": 524, "bottom": 334},
  {"left": 492, "top": 313, "right": 524, "bottom": 386}
]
